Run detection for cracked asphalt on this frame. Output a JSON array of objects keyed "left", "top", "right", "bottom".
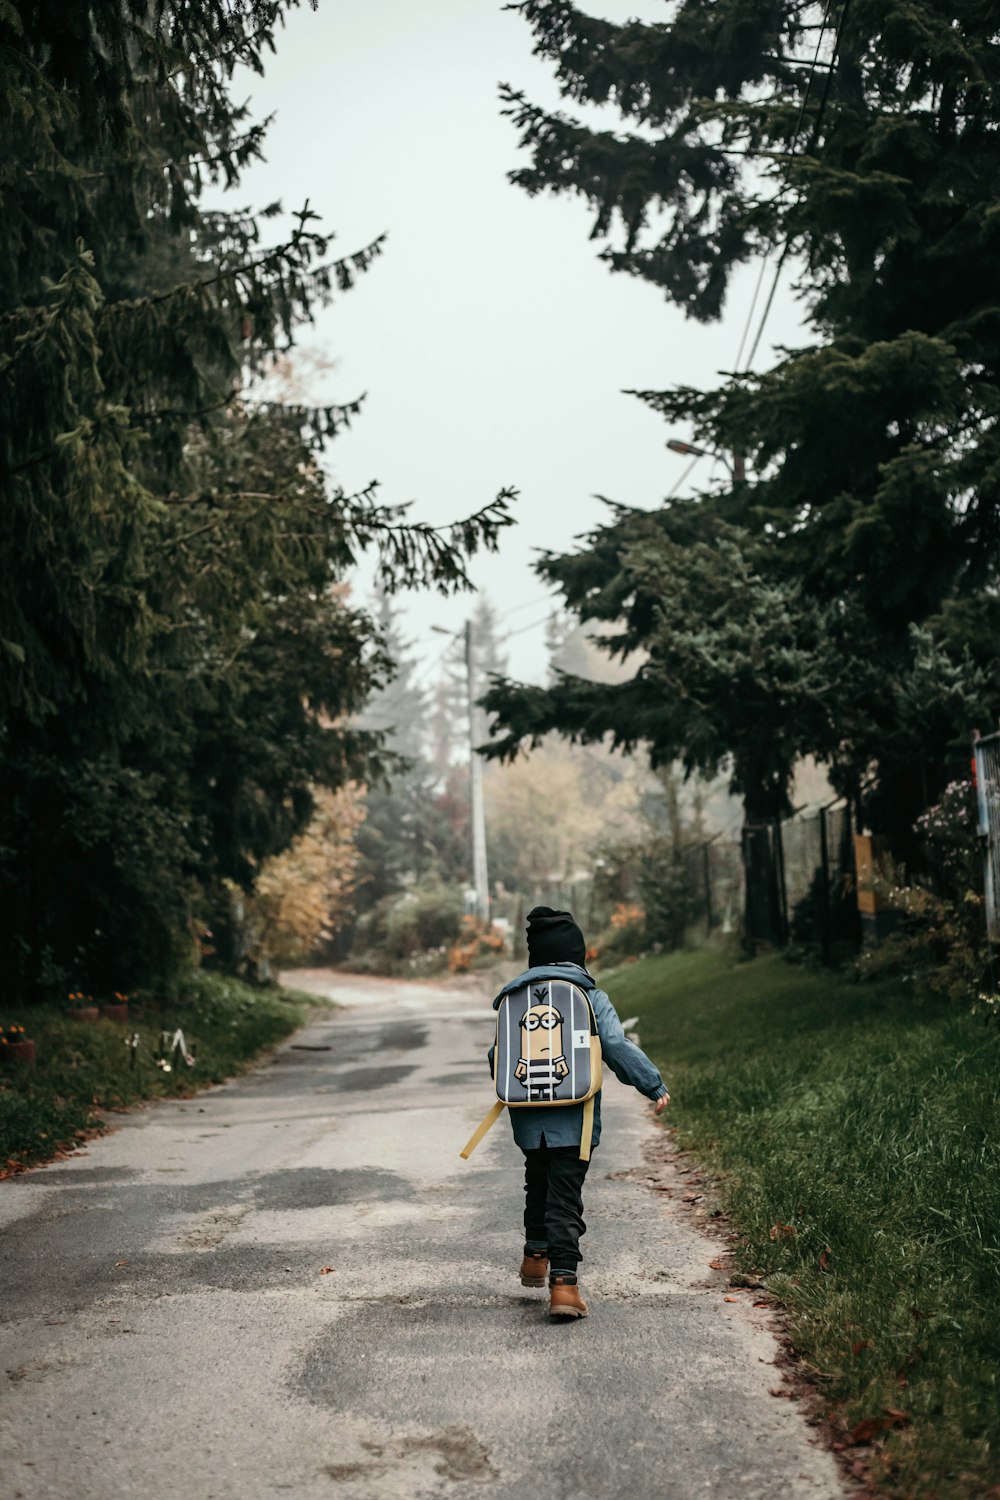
[{"left": 0, "top": 972, "right": 848, "bottom": 1500}]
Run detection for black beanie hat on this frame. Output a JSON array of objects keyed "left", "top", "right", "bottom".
[{"left": 526, "top": 906, "right": 586, "bottom": 968}]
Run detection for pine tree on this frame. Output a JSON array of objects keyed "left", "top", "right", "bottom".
[
  {"left": 352, "top": 591, "right": 446, "bottom": 910},
  {"left": 0, "top": 3, "right": 515, "bottom": 999},
  {"left": 487, "top": 0, "right": 1000, "bottom": 847},
  {"left": 359, "top": 586, "right": 431, "bottom": 757}
]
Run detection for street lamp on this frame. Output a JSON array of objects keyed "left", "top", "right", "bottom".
[{"left": 666, "top": 436, "right": 745, "bottom": 483}]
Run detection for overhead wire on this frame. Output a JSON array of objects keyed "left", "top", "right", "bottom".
[
  {"left": 411, "top": 632, "right": 460, "bottom": 689},
  {"left": 666, "top": 452, "right": 703, "bottom": 501},
  {"left": 501, "top": 610, "right": 557, "bottom": 643},
  {"left": 741, "top": 0, "right": 850, "bottom": 373},
  {"left": 671, "top": 3, "right": 846, "bottom": 499},
  {"left": 497, "top": 592, "right": 553, "bottom": 621},
  {"left": 739, "top": 0, "right": 835, "bottom": 370},
  {"left": 732, "top": 254, "right": 770, "bottom": 374},
  {"left": 412, "top": 605, "right": 559, "bottom": 691}
]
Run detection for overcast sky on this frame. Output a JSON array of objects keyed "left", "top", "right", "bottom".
[{"left": 235, "top": 0, "right": 804, "bottom": 683}]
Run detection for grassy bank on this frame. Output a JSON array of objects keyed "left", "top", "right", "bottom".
[
  {"left": 0, "top": 973, "right": 311, "bottom": 1173},
  {"left": 603, "top": 948, "right": 1000, "bottom": 1499}
]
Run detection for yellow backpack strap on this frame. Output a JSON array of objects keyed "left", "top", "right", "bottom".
[
  {"left": 459, "top": 1100, "right": 506, "bottom": 1160},
  {"left": 579, "top": 1094, "right": 595, "bottom": 1163}
]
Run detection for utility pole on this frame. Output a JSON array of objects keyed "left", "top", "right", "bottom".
[{"left": 464, "top": 619, "right": 491, "bottom": 923}]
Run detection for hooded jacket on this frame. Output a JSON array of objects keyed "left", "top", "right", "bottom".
[{"left": 487, "top": 962, "right": 668, "bottom": 1151}]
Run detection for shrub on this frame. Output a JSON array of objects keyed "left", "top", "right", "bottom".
[
  {"left": 447, "top": 916, "right": 507, "bottom": 973},
  {"left": 638, "top": 843, "right": 704, "bottom": 950},
  {"left": 857, "top": 781, "right": 992, "bottom": 1008},
  {"left": 341, "top": 880, "right": 463, "bottom": 971},
  {"left": 593, "top": 835, "right": 705, "bottom": 956},
  {"left": 383, "top": 882, "right": 465, "bottom": 959},
  {"left": 591, "top": 901, "right": 647, "bottom": 963}
]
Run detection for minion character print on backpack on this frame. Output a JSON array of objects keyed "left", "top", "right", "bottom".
[{"left": 515, "top": 989, "right": 570, "bottom": 1100}]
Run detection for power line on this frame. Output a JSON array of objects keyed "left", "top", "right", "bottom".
[
  {"left": 666, "top": 453, "right": 702, "bottom": 500},
  {"left": 496, "top": 592, "right": 553, "bottom": 622},
  {"left": 411, "top": 633, "right": 459, "bottom": 689},
  {"left": 410, "top": 594, "right": 557, "bottom": 691},
  {"left": 733, "top": 253, "right": 770, "bottom": 373},
  {"left": 501, "top": 610, "right": 556, "bottom": 642},
  {"left": 739, "top": 0, "right": 847, "bottom": 374}
]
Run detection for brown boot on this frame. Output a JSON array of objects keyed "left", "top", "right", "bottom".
[
  {"left": 549, "top": 1274, "right": 588, "bottom": 1320},
  {"left": 519, "top": 1250, "right": 549, "bottom": 1287}
]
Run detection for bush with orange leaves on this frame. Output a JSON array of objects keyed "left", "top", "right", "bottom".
[
  {"left": 588, "top": 902, "right": 647, "bottom": 964},
  {"left": 248, "top": 783, "right": 367, "bottom": 965},
  {"left": 447, "top": 916, "right": 508, "bottom": 974}
]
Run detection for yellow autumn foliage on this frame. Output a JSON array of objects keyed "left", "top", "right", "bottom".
[{"left": 250, "top": 784, "right": 367, "bottom": 965}]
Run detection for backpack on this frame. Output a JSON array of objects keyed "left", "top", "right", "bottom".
[{"left": 459, "top": 976, "right": 603, "bottom": 1163}]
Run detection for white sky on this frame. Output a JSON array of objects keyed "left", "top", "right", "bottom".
[{"left": 235, "top": 0, "right": 805, "bottom": 682}]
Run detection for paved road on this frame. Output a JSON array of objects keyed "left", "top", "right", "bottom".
[{"left": 1, "top": 973, "right": 847, "bottom": 1500}]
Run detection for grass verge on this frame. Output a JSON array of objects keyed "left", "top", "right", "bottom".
[
  {"left": 0, "top": 972, "right": 311, "bottom": 1173},
  {"left": 603, "top": 947, "right": 1000, "bottom": 1499}
]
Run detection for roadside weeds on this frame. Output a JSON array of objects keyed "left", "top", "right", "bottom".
[
  {"left": 606, "top": 948, "right": 1000, "bottom": 1500},
  {"left": 0, "top": 974, "right": 319, "bottom": 1176}
]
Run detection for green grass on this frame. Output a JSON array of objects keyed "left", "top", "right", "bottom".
[
  {"left": 602, "top": 948, "right": 1000, "bottom": 1499},
  {"left": 0, "top": 972, "right": 311, "bottom": 1172}
]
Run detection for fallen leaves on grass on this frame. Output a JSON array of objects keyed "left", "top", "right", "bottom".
[
  {"left": 769, "top": 1222, "right": 796, "bottom": 1241},
  {"left": 850, "top": 1409, "right": 911, "bottom": 1445},
  {"left": 818, "top": 1247, "right": 832, "bottom": 1271}
]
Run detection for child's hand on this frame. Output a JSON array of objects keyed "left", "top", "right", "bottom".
[{"left": 653, "top": 1093, "right": 671, "bottom": 1115}]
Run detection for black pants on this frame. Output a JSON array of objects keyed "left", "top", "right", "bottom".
[{"left": 522, "top": 1142, "right": 591, "bottom": 1271}]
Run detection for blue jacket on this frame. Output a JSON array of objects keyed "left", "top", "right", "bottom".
[{"left": 487, "top": 962, "right": 668, "bottom": 1151}]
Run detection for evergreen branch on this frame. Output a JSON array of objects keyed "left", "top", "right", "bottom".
[
  {"left": 132, "top": 391, "right": 239, "bottom": 425},
  {"left": 16, "top": 119, "right": 274, "bottom": 183},
  {"left": 99, "top": 206, "right": 325, "bottom": 318},
  {"left": 339, "top": 487, "right": 520, "bottom": 595},
  {"left": 98, "top": 224, "right": 387, "bottom": 322},
  {"left": 163, "top": 8, "right": 285, "bottom": 82}
]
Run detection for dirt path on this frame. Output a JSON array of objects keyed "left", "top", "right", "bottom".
[{"left": 0, "top": 971, "right": 847, "bottom": 1500}]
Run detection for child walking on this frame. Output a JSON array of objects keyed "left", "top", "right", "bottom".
[{"left": 488, "top": 906, "right": 670, "bottom": 1320}]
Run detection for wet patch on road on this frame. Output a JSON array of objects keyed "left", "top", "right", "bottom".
[
  {"left": 374, "top": 1020, "right": 428, "bottom": 1052},
  {"left": 314, "top": 1065, "right": 414, "bottom": 1094},
  {"left": 428, "top": 1071, "right": 483, "bottom": 1087},
  {"left": 268, "top": 1049, "right": 335, "bottom": 1068},
  {"left": 0, "top": 1169, "right": 407, "bottom": 1321},
  {"left": 251, "top": 1166, "right": 414, "bottom": 1210},
  {"left": 15, "top": 1166, "right": 140, "bottom": 1187},
  {"left": 93, "top": 1243, "right": 326, "bottom": 1296}
]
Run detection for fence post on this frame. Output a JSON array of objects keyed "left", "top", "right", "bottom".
[
  {"left": 973, "top": 730, "right": 1000, "bottom": 949},
  {"left": 772, "top": 817, "right": 789, "bottom": 946},
  {"left": 741, "top": 826, "right": 754, "bottom": 956},
  {"left": 818, "top": 807, "right": 833, "bottom": 967}
]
